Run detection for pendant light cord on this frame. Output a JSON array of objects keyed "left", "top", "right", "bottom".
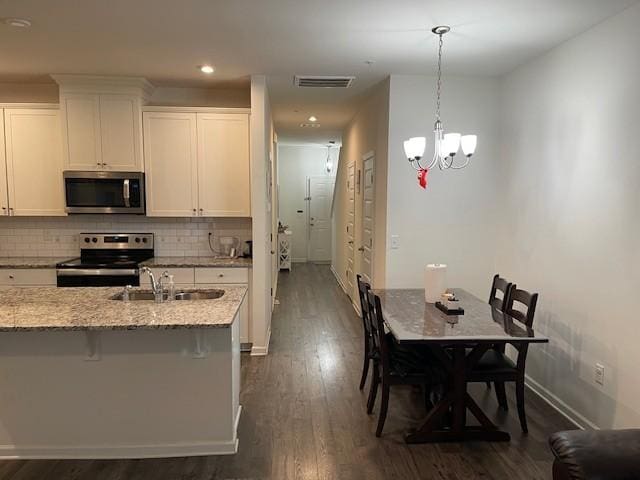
[{"left": 436, "top": 32, "right": 444, "bottom": 123}]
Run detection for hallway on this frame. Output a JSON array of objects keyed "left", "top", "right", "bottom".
[{"left": 0, "top": 265, "right": 572, "bottom": 479}]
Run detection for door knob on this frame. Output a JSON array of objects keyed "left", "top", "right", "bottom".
[{"left": 348, "top": 240, "right": 354, "bottom": 244}]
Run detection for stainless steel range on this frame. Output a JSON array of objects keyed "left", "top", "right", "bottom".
[{"left": 56, "top": 233, "right": 154, "bottom": 287}]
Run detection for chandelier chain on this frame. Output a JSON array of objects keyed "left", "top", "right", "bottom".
[{"left": 436, "top": 32, "right": 443, "bottom": 122}]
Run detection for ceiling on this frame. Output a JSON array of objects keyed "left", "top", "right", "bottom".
[{"left": 1, "top": 0, "right": 637, "bottom": 144}]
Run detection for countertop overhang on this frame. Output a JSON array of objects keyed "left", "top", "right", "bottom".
[{"left": 0, "top": 285, "right": 247, "bottom": 332}]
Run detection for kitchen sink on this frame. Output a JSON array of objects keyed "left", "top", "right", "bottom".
[{"left": 111, "top": 289, "right": 225, "bottom": 301}]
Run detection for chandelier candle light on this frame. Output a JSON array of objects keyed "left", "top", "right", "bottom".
[{"left": 403, "top": 26, "right": 477, "bottom": 189}]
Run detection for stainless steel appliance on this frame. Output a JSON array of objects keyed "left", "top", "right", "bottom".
[
  {"left": 56, "top": 233, "right": 154, "bottom": 287},
  {"left": 63, "top": 171, "right": 145, "bottom": 214}
]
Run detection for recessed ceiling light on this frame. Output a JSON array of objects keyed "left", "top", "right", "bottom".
[
  {"left": 199, "top": 65, "right": 215, "bottom": 74},
  {"left": 308, "top": 116, "right": 318, "bottom": 122},
  {"left": 3, "top": 18, "right": 32, "bottom": 28}
]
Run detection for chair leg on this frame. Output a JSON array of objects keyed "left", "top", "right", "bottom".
[
  {"left": 366, "top": 364, "right": 379, "bottom": 414},
  {"left": 375, "top": 381, "right": 390, "bottom": 437},
  {"left": 359, "top": 340, "right": 370, "bottom": 390},
  {"left": 516, "top": 377, "right": 528, "bottom": 434},
  {"left": 494, "top": 381, "right": 508, "bottom": 410}
]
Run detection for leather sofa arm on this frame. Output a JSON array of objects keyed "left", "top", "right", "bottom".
[{"left": 549, "top": 429, "right": 640, "bottom": 479}]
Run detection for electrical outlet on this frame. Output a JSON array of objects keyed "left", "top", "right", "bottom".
[
  {"left": 595, "top": 363, "right": 605, "bottom": 386},
  {"left": 391, "top": 235, "right": 400, "bottom": 249}
]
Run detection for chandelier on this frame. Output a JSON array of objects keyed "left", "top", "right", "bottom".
[{"left": 403, "top": 26, "right": 477, "bottom": 189}]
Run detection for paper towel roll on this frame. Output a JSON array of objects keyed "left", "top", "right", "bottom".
[{"left": 425, "top": 264, "right": 447, "bottom": 303}]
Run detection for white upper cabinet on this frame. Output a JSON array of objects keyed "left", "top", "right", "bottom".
[
  {"left": 143, "top": 112, "right": 198, "bottom": 217},
  {"left": 2, "top": 108, "right": 66, "bottom": 216},
  {"left": 61, "top": 94, "right": 101, "bottom": 171},
  {"left": 54, "top": 75, "right": 151, "bottom": 173},
  {"left": 197, "top": 113, "right": 251, "bottom": 217},
  {"left": 143, "top": 108, "right": 251, "bottom": 218},
  {"left": 99, "top": 95, "right": 142, "bottom": 171},
  {"left": 61, "top": 93, "right": 143, "bottom": 172},
  {"left": 0, "top": 112, "right": 8, "bottom": 216}
]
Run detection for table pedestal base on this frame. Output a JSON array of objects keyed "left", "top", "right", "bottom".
[{"left": 404, "top": 345, "right": 512, "bottom": 444}]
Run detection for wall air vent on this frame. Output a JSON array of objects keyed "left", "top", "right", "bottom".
[{"left": 294, "top": 75, "right": 355, "bottom": 88}]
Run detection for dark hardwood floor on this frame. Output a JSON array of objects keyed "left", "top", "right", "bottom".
[{"left": 0, "top": 264, "right": 574, "bottom": 479}]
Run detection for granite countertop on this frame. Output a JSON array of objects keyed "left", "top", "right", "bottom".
[
  {"left": 0, "top": 257, "right": 70, "bottom": 269},
  {"left": 140, "top": 257, "right": 253, "bottom": 268},
  {"left": 0, "top": 285, "right": 247, "bottom": 332}
]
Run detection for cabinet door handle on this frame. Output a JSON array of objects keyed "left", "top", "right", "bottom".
[
  {"left": 8, "top": 275, "right": 14, "bottom": 280},
  {"left": 218, "top": 273, "right": 224, "bottom": 278}
]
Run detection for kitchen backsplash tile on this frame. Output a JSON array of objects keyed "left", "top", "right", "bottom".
[{"left": 0, "top": 216, "right": 252, "bottom": 258}]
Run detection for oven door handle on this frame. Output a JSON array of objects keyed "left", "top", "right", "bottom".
[
  {"left": 56, "top": 268, "right": 139, "bottom": 276},
  {"left": 123, "top": 179, "right": 130, "bottom": 207}
]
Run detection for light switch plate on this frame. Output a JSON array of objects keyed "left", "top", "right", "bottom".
[{"left": 391, "top": 235, "right": 400, "bottom": 249}]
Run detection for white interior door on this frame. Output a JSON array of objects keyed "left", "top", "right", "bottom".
[
  {"left": 308, "top": 176, "right": 334, "bottom": 262},
  {"left": 346, "top": 163, "right": 356, "bottom": 298},
  {"left": 359, "top": 153, "right": 375, "bottom": 285}
]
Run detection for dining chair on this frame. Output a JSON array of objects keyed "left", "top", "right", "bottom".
[
  {"left": 488, "top": 274, "right": 513, "bottom": 311},
  {"left": 366, "top": 290, "right": 447, "bottom": 437},
  {"left": 470, "top": 286, "right": 539, "bottom": 433},
  {"left": 356, "top": 274, "right": 374, "bottom": 390}
]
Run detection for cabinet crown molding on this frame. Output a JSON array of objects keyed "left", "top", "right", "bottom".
[{"left": 51, "top": 75, "right": 154, "bottom": 100}]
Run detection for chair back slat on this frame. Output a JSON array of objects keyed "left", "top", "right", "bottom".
[
  {"left": 356, "top": 274, "right": 373, "bottom": 339},
  {"left": 505, "top": 288, "right": 538, "bottom": 328},
  {"left": 489, "top": 274, "right": 513, "bottom": 311},
  {"left": 367, "top": 291, "right": 390, "bottom": 374}
]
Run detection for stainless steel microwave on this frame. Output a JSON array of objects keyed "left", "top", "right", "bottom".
[{"left": 63, "top": 171, "right": 145, "bottom": 214}]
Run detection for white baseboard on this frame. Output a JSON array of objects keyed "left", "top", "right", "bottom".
[
  {"left": 250, "top": 326, "right": 271, "bottom": 356},
  {"left": 329, "top": 265, "right": 360, "bottom": 315},
  {"left": 525, "top": 375, "right": 597, "bottom": 430},
  {"left": 0, "top": 405, "right": 243, "bottom": 459},
  {"left": 330, "top": 265, "right": 347, "bottom": 293}
]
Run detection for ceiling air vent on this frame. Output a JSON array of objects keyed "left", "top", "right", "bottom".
[
  {"left": 294, "top": 75, "right": 355, "bottom": 88},
  {"left": 300, "top": 123, "right": 321, "bottom": 128}
]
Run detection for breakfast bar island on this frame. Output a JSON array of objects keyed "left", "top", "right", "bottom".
[{"left": 0, "top": 285, "right": 247, "bottom": 459}]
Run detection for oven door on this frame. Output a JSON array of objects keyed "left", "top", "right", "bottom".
[
  {"left": 64, "top": 171, "right": 145, "bottom": 214},
  {"left": 56, "top": 268, "right": 140, "bottom": 287}
]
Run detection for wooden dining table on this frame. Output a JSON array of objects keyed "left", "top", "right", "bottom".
[{"left": 372, "top": 288, "right": 548, "bottom": 444}]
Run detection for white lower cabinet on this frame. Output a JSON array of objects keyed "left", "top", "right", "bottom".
[
  {"left": 140, "top": 266, "right": 251, "bottom": 346},
  {"left": 0, "top": 269, "right": 57, "bottom": 286},
  {"left": 139, "top": 267, "right": 195, "bottom": 287}
]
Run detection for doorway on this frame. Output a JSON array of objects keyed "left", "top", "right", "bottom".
[
  {"left": 359, "top": 152, "right": 375, "bottom": 285},
  {"left": 345, "top": 161, "right": 356, "bottom": 298},
  {"left": 307, "top": 176, "right": 334, "bottom": 262}
]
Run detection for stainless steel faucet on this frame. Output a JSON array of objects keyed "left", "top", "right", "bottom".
[{"left": 139, "top": 267, "right": 170, "bottom": 303}]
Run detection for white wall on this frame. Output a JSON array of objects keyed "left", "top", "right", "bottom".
[
  {"left": 278, "top": 145, "right": 337, "bottom": 262},
  {"left": 385, "top": 75, "right": 502, "bottom": 298},
  {"left": 333, "top": 79, "right": 389, "bottom": 298},
  {"left": 249, "top": 75, "right": 274, "bottom": 356},
  {"left": 499, "top": 2, "right": 640, "bottom": 428}
]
